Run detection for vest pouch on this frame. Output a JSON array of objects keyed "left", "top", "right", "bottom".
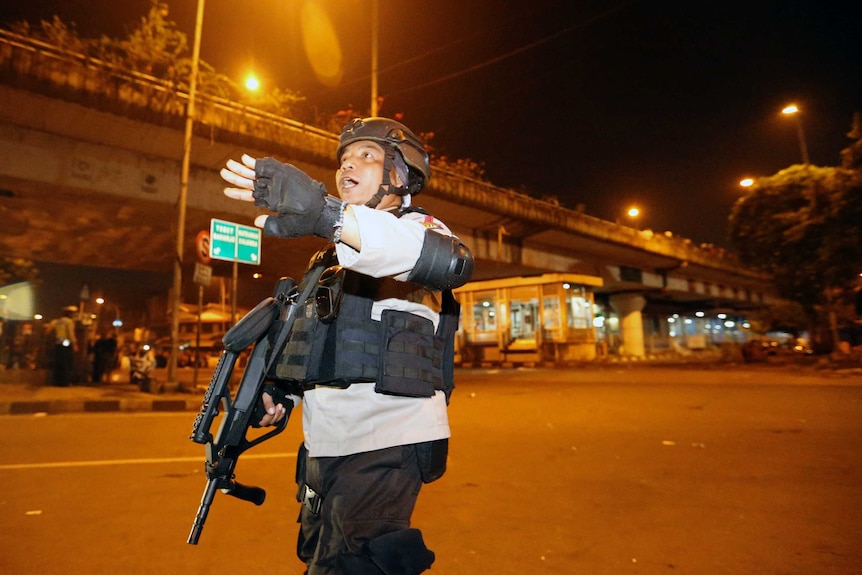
[
  {"left": 376, "top": 309, "right": 442, "bottom": 398},
  {"left": 274, "top": 299, "right": 330, "bottom": 382},
  {"left": 323, "top": 293, "right": 380, "bottom": 381}
]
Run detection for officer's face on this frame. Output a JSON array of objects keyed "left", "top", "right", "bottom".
[{"left": 336, "top": 140, "right": 403, "bottom": 208}]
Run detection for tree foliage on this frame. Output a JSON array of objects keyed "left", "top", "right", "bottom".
[
  {"left": 728, "top": 163, "right": 862, "bottom": 318},
  {"left": 100, "top": 2, "right": 188, "bottom": 81},
  {"left": 841, "top": 112, "right": 862, "bottom": 170},
  {"left": 10, "top": 16, "right": 87, "bottom": 53},
  {"left": 9, "top": 1, "right": 305, "bottom": 117}
]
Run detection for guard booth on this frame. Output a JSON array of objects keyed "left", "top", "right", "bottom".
[{"left": 454, "top": 273, "right": 603, "bottom": 365}]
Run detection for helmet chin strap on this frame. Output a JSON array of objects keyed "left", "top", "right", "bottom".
[{"left": 364, "top": 149, "right": 411, "bottom": 208}]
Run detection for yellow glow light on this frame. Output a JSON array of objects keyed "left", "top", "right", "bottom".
[{"left": 300, "top": 2, "right": 343, "bottom": 86}]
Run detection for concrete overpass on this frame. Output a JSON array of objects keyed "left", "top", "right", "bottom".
[{"left": 0, "top": 30, "right": 777, "bottom": 357}]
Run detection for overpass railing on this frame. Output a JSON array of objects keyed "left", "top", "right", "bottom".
[{"left": 0, "top": 28, "right": 338, "bottom": 160}]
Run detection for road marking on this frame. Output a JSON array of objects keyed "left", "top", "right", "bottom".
[{"left": 0, "top": 452, "right": 296, "bottom": 471}]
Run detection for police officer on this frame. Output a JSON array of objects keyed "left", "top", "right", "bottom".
[{"left": 221, "top": 117, "right": 473, "bottom": 574}]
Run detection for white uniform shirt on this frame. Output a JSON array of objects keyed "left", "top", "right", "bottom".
[{"left": 300, "top": 205, "right": 453, "bottom": 457}]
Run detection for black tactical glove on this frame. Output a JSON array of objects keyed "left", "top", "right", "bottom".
[
  {"left": 262, "top": 195, "right": 343, "bottom": 238},
  {"left": 253, "top": 158, "right": 342, "bottom": 238}
]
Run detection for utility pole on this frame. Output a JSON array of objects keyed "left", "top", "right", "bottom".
[
  {"left": 370, "top": 0, "right": 379, "bottom": 116},
  {"left": 781, "top": 104, "right": 810, "bottom": 165},
  {"left": 169, "top": 0, "right": 205, "bottom": 389}
]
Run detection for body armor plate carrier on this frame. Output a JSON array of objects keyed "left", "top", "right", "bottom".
[{"left": 273, "top": 246, "right": 460, "bottom": 401}]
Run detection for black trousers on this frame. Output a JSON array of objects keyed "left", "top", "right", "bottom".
[
  {"left": 296, "top": 443, "right": 434, "bottom": 575},
  {"left": 52, "top": 344, "right": 74, "bottom": 386}
]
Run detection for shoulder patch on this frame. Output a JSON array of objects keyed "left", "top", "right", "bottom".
[
  {"left": 421, "top": 214, "right": 443, "bottom": 230},
  {"left": 400, "top": 209, "right": 453, "bottom": 235}
]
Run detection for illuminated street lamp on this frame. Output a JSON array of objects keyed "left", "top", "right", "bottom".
[
  {"left": 244, "top": 74, "right": 260, "bottom": 91},
  {"left": 781, "top": 104, "right": 810, "bottom": 165},
  {"left": 624, "top": 206, "right": 641, "bottom": 229},
  {"left": 616, "top": 205, "right": 642, "bottom": 229},
  {"left": 739, "top": 178, "right": 754, "bottom": 188}
]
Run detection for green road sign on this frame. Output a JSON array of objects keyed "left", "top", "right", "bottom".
[{"left": 209, "top": 218, "right": 261, "bottom": 265}]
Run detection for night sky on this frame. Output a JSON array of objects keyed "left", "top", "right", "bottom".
[{"left": 2, "top": 0, "right": 861, "bottom": 249}]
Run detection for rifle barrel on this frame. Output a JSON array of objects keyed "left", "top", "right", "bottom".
[{"left": 187, "top": 478, "right": 220, "bottom": 545}]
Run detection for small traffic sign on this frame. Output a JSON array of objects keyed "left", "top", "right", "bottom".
[
  {"left": 193, "top": 262, "right": 212, "bottom": 286},
  {"left": 196, "top": 230, "right": 211, "bottom": 265},
  {"left": 209, "top": 218, "right": 261, "bottom": 265}
]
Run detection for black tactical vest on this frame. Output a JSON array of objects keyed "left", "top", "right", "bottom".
[{"left": 273, "top": 245, "right": 460, "bottom": 401}]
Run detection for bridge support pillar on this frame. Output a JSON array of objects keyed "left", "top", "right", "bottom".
[{"left": 610, "top": 293, "right": 646, "bottom": 358}]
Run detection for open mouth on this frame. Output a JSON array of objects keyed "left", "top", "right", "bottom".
[{"left": 341, "top": 176, "right": 358, "bottom": 189}]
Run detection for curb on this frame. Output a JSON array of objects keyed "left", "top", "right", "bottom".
[{"left": 1, "top": 397, "right": 201, "bottom": 416}]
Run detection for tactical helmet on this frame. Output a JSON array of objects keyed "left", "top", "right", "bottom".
[{"left": 337, "top": 117, "right": 430, "bottom": 194}]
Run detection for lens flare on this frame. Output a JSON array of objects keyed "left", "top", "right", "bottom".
[{"left": 300, "top": 1, "right": 343, "bottom": 86}]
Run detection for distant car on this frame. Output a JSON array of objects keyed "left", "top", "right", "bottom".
[
  {"left": 789, "top": 338, "right": 814, "bottom": 355},
  {"left": 151, "top": 335, "right": 224, "bottom": 368},
  {"left": 741, "top": 337, "right": 780, "bottom": 361},
  {"left": 742, "top": 336, "right": 813, "bottom": 361},
  {"left": 177, "top": 340, "right": 221, "bottom": 368}
]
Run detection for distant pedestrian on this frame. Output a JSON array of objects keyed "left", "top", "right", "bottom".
[
  {"left": 20, "top": 322, "right": 39, "bottom": 369},
  {"left": 50, "top": 306, "right": 78, "bottom": 387},
  {"left": 91, "top": 331, "right": 118, "bottom": 384},
  {"left": 6, "top": 322, "right": 37, "bottom": 369},
  {"left": 0, "top": 318, "right": 8, "bottom": 368}
]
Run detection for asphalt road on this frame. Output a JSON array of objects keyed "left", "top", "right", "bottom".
[{"left": 1, "top": 365, "right": 861, "bottom": 574}]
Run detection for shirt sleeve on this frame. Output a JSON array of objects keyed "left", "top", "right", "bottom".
[{"left": 335, "top": 205, "right": 452, "bottom": 280}]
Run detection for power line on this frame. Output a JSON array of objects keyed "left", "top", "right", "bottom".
[{"left": 381, "top": 3, "right": 632, "bottom": 98}]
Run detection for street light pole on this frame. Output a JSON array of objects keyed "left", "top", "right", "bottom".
[
  {"left": 169, "top": 0, "right": 205, "bottom": 389},
  {"left": 781, "top": 104, "right": 810, "bottom": 165},
  {"left": 370, "top": 0, "right": 379, "bottom": 116},
  {"left": 95, "top": 297, "right": 122, "bottom": 333}
]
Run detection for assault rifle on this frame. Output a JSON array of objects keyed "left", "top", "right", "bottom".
[{"left": 187, "top": 262, "right": 324, "bottom": 545}]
